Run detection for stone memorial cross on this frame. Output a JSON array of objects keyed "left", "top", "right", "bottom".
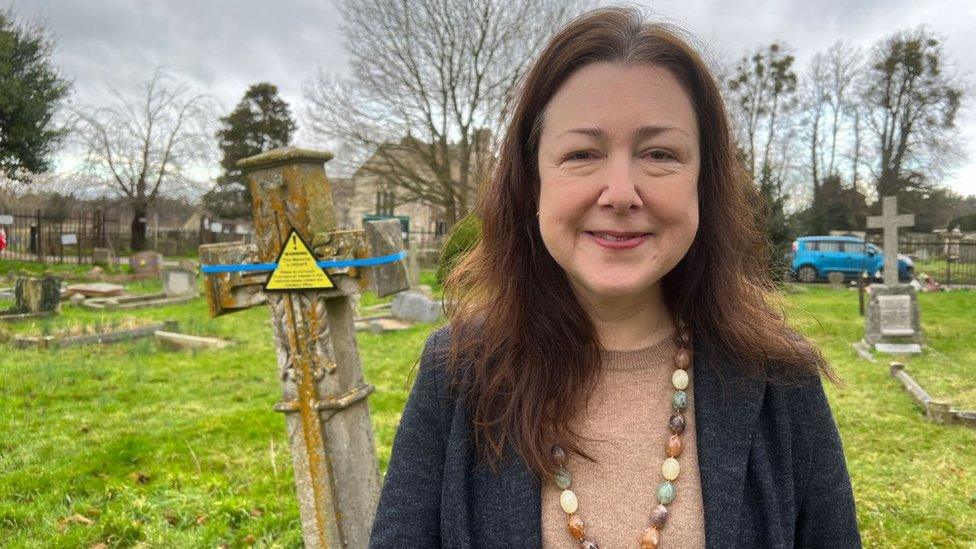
[
  {"left": 198, "top": 148, "right": 409, "bottom": 548},
  {"left": 866, "top": 195, "right": 914, "bottom": 285}
]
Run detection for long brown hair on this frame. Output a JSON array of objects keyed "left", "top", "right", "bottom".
[{"left": 441, "top": 6, "right": 838, "bottom": 481}]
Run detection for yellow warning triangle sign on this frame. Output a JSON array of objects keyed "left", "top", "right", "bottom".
[{"left": 264, "top": 230, "right": 335, "bottom": 292}]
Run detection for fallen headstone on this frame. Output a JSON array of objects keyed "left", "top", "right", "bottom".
[
  {"left": 154, "top": 330, "right": 231, "bottom": 351},
  {"left": 65, "top": 282, "right": 125, "bottom": 298},
  {"left": 354, "top": 316, "right": 412, "bottom": 333}
]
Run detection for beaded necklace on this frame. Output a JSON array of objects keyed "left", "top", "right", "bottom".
[{"left": 549, "top": 318, "right": 692, "bottom": 549}]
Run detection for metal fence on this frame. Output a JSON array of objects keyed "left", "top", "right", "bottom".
[
  {"left": 866, "top": 233, "right": 976, "bottom": 286},
  {"left": 0, "top": 209, "right": 122, "bottom": 264},
  {"left": 0, "top": 209, "right": 254, "bottom": 264}
]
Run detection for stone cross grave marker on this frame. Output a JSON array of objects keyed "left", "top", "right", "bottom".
[
  {"left": 863, "top": 196, "right": 922, "bottom": 353},
  {"left": 198, "top": 148, "right": 409, "bottom": 548},
  {"left": 866, "top": 195, "right": 914, "bottom": 285}
]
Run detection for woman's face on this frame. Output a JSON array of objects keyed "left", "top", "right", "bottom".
[{"left": 536, "top": 62, "right": 700, "bottom": 306}]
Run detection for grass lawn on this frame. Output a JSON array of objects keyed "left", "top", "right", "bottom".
[
  {"left": 0, "top": 259, "right": 131, "bottom": 280},
  {"left": 1, "top": 273, "right": 974, "bottom": 546},
  {"left": 784, "top": 285, "right": 976, "bottom": 546}
]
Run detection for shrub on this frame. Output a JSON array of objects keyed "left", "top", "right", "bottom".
[{"left": 435, "top": 214, "right": 481, "bottom": 288}]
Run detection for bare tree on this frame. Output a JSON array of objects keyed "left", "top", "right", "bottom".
[
  {"left": 304, "top": 0, "right": 592, "bottom": 226},
  {"left": 801, "top": 42, "right": 862, "bottom": 195},
  {"left": 823, "top": 43, "right": 862, "bottom": 179},
  {"left": 802, "top": 53, "right": 829, "bottom": 192},
  {"left": 862, "top": 27, "right": 965, "bottom": 199},
  {"left": 727, "top": 43, "right": 799, "bottom": 187},
  {"left": 725, "top": 42, "right": 799, "bottom": 255},
  {"left": 75, "top": 69, "right": 216, "bottom": 250}
]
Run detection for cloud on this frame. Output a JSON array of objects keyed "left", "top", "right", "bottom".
[{"left": 18, "top": 0, "right": 976, "bottom": 195}]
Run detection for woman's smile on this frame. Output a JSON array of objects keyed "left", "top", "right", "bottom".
[{"left": 584, "top": 230, "right": 652, "bottom": 250}]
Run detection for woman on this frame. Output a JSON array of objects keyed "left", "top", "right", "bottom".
[{"left": 370, "top": 7, "right": 860, "bottom": 548}]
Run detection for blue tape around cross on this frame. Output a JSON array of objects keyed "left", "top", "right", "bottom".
[{"left": 200, "top": 250, "right": 408, "bottom": 274}]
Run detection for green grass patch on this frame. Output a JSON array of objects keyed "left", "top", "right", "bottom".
[
  {"left": 784, "top": 286, "right": 976, "bottom": 545},
  {"left": 1, "top": 278, "right": 974, "bottom": 545},
  {"left": 0, "top": 259, "right": 130, "bottom": 279}
]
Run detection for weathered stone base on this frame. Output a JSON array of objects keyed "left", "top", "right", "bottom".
[
  {"left": 864, "top": 284, "right": 922, "bottom": 347},
  {"left": 154, "top": 330, "right": 232, "bottom": 351},
  {"left": 13, "top": 321, "right": 178, "bottom": 349},
  {"left": 82, "top": 293, "right": 196, "bottom": 311},
  {"left": 889, "top": 362, "right": 976, "bottom": 428}
]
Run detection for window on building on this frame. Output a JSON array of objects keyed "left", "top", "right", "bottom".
[
  {"left": 435, "top": 220, "right": 449, "bottom": 236},
  {"left": 375, "top": 190, "right": 395, "bottom": 216}
]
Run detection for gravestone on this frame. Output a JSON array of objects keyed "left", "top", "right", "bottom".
[
  {"left": 865, "top": 285, "right": 922, "bottom": 348},
  {"left": 828, "top": 271, "right": 845, "bottom": 290},
  {"left": 92, "top": 247, "right": 115, "bottom": 266},
  {"left": 864, "top": 196, "right": 922, "bottom": 353},
  {"left": 14, "top": 275, "right": 61, "bottom": 314},
  {"left": 198, "top": 148, "right": 410, "bottom": 548},
  {"left": 162, "top": 267, "right": 197, "bottom": 298},
  {"left": 129, "top": 250, "right": 163, "bottom": 277},
  {"left": 391, "top": 290, "right": 441, "bottom": 323}
]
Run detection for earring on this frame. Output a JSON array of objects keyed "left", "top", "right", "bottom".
[{"left": 536, "top": 211, "right": 540, "bottom": 218}]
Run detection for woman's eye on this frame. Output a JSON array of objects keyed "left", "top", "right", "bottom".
[
  {"left": 644, "top": 149, "right": 676, "bottom": 161},
  {"left": 564, "top": 150, "right": 595, "bottom": 162}
]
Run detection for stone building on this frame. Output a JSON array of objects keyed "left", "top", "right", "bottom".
[{"left": 330, "top": 131, "right": 492, "bottom": 243}]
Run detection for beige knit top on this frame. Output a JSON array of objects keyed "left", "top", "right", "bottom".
[{"left": 541, "top": 331, "right": 706, "bottom": 548}]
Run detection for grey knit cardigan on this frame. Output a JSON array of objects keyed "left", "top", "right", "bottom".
[{"left": 369, "top": 325, "right": 862, "bottom": 548}]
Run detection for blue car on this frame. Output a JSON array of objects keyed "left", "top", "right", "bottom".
[{"left": 787, "top": 236, "right": 914, "bottom": 283}]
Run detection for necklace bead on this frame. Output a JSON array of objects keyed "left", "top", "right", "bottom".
[
  {"left": 552, "top": 444, "right": 567, "bottom": 466},
  {"left": 674, "top": 348, "right": 690, "bottom": 369},
  {"left": 672, "top": 369, "right": 689, "bottom": 390},
  {"left": 666, "top": 434, "right": 683, "bottom": 458},
  {"left": 656, "top": 481, "right": 675, "bottom": 504},
  {"left": 668, "top": 413, "right": 686, "bottom": 434},
  {"left": 662, "top": 457, "right": 680, "bottom": 481},
  {"left": 648, "top": 504, "right": 669, "bottom": 527},
  {"left": 568, "top": 513, "right": 586, "bottom": 541},
  {"left": 672, "top": 390, "right": 688, "bottom": 411},
  {"left": 639, "top": 526, "right": 661, "bottom": 549},
  {"left": 554, "top": 467, "right": 572, "bottom": 490},
  {"left": 560, "top": 489, "right": 579, "bottom": 513}
]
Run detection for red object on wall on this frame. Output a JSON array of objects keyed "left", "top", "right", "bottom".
[{"left": 0, "top": 226, "right": 6, "bottom": 251}]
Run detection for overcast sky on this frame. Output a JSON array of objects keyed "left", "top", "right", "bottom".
[{"left": 19, "top": 0, "right": 976, "bottom": 196}]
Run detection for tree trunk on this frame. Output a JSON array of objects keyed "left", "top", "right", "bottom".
[{"left": 130, "top": 201, "right": 148, "bottom": 251}]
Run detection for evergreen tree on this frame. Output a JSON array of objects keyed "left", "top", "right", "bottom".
[
  {"left": 0, "top": 8, "right": 71, "bottom": 180},
  {"left": 205, "top": 83, "right": 296, "bottom": 218}
]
